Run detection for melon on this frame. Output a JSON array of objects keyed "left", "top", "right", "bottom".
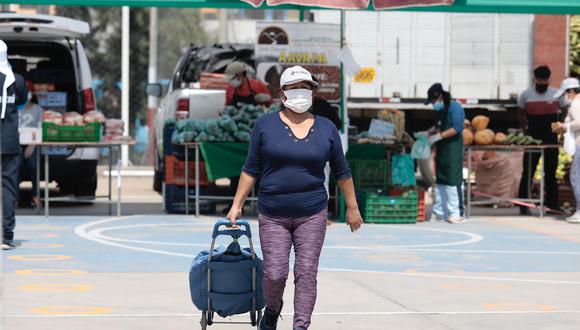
[
  {"left": 463, "top": 129, "right": 474, "bottom": 145},
  {"left": 474, "top": 129, "right": 495, "bottom": 145},
  {"left": 472, "top": 115, "right": 490, "bottom": 131},
  {"left": 494, "top": 132, "right": 507, "bottom": 145}
]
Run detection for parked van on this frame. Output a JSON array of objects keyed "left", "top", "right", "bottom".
[{"left": 0, "top": 13, "right": 99, "bottom": 197}]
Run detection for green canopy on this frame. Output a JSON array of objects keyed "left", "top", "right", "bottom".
[{"left": 3, "top": 0, "right": 580, "bottom": 14}]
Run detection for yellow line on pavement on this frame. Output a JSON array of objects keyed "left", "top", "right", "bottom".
[
  {"left": 31, "top": 306, "right": 112, "bottom": 315},
  {"left": 19, "top": 284, "right": 93, "bottom": 292},
  {"left": 8, "top": 255, "right": 73, "bottom": 262},
  {"left": 15, "top": 269, "right": 87, "bottom": 276}
]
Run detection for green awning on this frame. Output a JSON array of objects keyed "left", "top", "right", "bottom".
[{"left": 4, "top": 0, "right": 580, "bottom": 14}]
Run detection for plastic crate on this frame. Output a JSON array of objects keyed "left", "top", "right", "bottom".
[
  {"left": 164, "top": 184, "right": 215, "bottom": 214},
  {"left": 361, "top": 190, "right": 418, "bottom": 224},
  {"left": 417, "top": 189, "right": 426, "bottom": 222},
  {"left": 165, "top": 155, "right": 208, "bottom": 186},
  {"left": 42, "top": 122, "right": 102, "bottom": 142},
  {"left": 163, "top": 125, "right": 175, "bottom": 156},
  {"left": 349, "top": 159, "right": 390, "bottom": 191}
]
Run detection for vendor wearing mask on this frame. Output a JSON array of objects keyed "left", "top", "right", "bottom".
[
  {"left": 224, "top": 61, "right": 272, "bottom": 107},
  {"left": 422, "top": 83, "right": 465, "bottom": 224},
  {"left": 518, "top": 66, "right": 567, "bottom": 215}
]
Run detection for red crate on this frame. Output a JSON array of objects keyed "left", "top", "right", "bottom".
[
  {"left": 165, "top": 155, "right": 209, "bottom": 187},
  {"left": 417, "top": 189, "right": 426, "bottom": 222}
]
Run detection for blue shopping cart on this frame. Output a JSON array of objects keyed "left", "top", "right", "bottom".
[{"left": 189, "top": 220, "right": 264, "bottom": 329}]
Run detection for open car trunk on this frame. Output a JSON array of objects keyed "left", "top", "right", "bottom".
[{"left": 7, "top": 40, "right": 80, "bottom": 114}]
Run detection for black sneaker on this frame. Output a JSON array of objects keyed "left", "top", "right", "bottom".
[
  {"left": 260, "top": 301, "right": 283, "bottom": 330},
  {"left": 2, "top": 241, "right": 15, "bottom": 250}
]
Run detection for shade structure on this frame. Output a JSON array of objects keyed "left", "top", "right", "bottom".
[
  {"left": 1, "top": 0, "right": 580, "bottom": 14},
  {"left": 241, "top": 0, "right": 453, "bottom": 10}
]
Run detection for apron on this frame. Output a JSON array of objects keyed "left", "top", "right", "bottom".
[
  {"left": 231, "top": 79, "right": 256, "bottom": 106},
  {"left": 434, "top": 106, "right": 463, "bottom": 186}
]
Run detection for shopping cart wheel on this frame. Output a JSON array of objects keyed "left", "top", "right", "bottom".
[
  {"left": 200, "top": 311, "right": 208, "bottom": 330},
  {"left": 250, "top": 310, "right": 257, "bottom": 326},
  {"left": 207, "top": 310, "right": 214, "bottom": 325},
  {"left": 257, "top": 309, "right": 262, "bottom": 328}
]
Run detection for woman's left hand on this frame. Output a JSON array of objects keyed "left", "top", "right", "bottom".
[{"left": 346, "top": 206, "right": 363, "bottom": 232}]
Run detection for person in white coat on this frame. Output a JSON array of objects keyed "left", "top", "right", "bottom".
[{"left": 552, "top": 77, "right": 580, "bottom": 223}]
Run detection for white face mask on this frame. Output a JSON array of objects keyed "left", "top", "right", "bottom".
[
  {"left": 283, "top": 89, "right": 312, "bottom": 114},
  {"left": 230, "top": 78, "right": 242, "bottom": 88}
]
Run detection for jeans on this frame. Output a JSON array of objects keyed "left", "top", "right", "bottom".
[
  {"left": 433, "top": 184, "right": 463, "bottom": 219},
  {"left": 571, "top": 147, "right": 580, "bottom": 208}
]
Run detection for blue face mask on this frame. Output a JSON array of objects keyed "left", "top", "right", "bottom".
[{"left": 432, "top": 101, "right": 444, "bottom": 111}]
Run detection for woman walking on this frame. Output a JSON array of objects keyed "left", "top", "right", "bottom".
[
  {"left": 552, "top": 77, "right": 580, "bottom": 223},
  {"left": 227, "top": 66, "right": 363, "bottom": 330}
]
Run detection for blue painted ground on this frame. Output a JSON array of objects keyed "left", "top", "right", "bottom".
[{"left": 4, "top": 215, "right": 580, "bottom": 274}]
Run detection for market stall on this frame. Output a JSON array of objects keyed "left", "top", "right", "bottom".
[{"left": 21, "top": 110, "right": 134, "bottom": 217}]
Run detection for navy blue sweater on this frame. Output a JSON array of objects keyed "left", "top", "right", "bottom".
[{"left": 242, "top": 112, "right": 352, "bottom": 217}]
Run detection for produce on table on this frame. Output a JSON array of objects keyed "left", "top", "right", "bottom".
[
  {"left": 494, "top": 132, "right": 507, "bottom": 145},
  {"left": 62, "top": 112, "right": 83, "bottom": 126},
  {"left": 82, "top": 110, "right": 106, "bottom": 124},
  {"left": 474, "top": 129, "right": 495, "bottom": 145},
  {"left": 463, "top": 129, "right": 474, "bottom": 145},
  {"left": 471, "top": 115, "right": 490, "bottom": 131},
  {"left": 43, "top": 110, "right": 63, "bottom": 124},
  {"left": 503, "top": 132, "right": 542, "bottom": 145},
  {"left": 171, "top": 104, "right": 265, "bottom": 143},
  {"left": 103, "top": 118, "right": 126, "bottom": 141}
]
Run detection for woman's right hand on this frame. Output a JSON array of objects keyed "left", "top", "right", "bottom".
[{"left": 226, "top": 206, "right": 243, "bottom": 226}]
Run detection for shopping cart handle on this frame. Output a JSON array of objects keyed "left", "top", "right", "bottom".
[{"left": 212, "top": 220, "right": 252, "bottom": 239}]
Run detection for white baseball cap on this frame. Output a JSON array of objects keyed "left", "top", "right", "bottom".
[
  {"left": 280, "top": 66, "right": 319, "bottom": 88},
  {"left": 554, "top": 77, "right": 580, "bottom": 98}
]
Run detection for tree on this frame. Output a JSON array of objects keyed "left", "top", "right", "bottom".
[
  {"left": 157, "top": 8, "right": 212, "bottom": 80},
  {"left": 571, "top": 15, "right": 580, "bottom": 78}
]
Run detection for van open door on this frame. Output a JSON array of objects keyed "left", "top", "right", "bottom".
[{"left": 0, "top": 13, "right": 89, "bottom": 40}]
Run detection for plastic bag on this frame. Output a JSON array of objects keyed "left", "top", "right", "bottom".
[
  {"left": 411, "top": 133, "right": 431, "bottom": 159},
  {"left": 564, "top": 123, "right": 576, "bottom": 156},
  {"left": 391, "top": 154, "right": 416, "bottom": 186}
]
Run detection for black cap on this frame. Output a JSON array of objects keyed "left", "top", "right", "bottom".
[
  {"left": 424, "top": 83, "right": 444, "bottom": 105},
  {"left": 533, "top": 65, "right": 551, "bottom": 79}
]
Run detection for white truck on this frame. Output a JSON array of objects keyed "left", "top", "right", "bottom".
[{"left": 313, "top": 11, "right": 540, "bottom": 105}]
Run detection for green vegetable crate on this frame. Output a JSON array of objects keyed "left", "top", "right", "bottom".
[
  {"left": 349, "top": 159, "right": 390, "bottom": 190},
  {"left": 42, "top": 122, "right": 102, "bottom": 142},
  {"left": 361, "top": 190, "right": 418, "bottom": 224}
]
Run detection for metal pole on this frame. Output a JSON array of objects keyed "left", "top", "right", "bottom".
[
  {"left": 218, "top": 9, "right": 228, "bottom": 43},
  {"left": 540, "top": 148, "right": 545, "bottom": 217},
  {"left": 121, "top": 6, "right": 130, "bottom": 168},
  {"left": 467, "top": 147, "right": 472, "bottom": 218},
  {"left": 148, "top": 7, "right": 159, "bottom": 110},
  {"left": 117, "top": 146, "right": 122, "bottom": 217},
  {"left": 185, "top": 146, "right": 189, "bottom": 215},
  {"left": 44, "top": 150, "right": 49, "bottom": 217},
  {"left": 36, "top": 147, "right": 40, "bottom": 215},
  {"left": 108, "top": 146, "right": 112, "bottom": 216},
  {"left": 195, "top": 144, "right": 200, "bottom": 217}
]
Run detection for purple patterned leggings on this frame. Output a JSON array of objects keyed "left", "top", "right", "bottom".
[{"left": 258, "top": 209, "right": 327, "bottom": 329}]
